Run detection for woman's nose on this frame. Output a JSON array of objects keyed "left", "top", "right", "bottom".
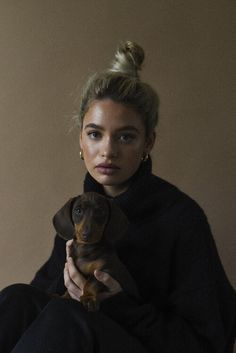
[{"left": 101, "top": 138, "right": 118, "bottom": 159}]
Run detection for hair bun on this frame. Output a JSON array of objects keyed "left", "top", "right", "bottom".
[{"left": 109, "top": 41, "right": 145, "bottom": 78}]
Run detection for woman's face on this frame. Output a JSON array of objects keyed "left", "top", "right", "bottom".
[{"left": 80, "top": 99, "right": 155, "bottom": 197}]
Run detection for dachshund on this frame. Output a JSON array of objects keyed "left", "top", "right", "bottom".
[{"left": 53, "top": 192, "right": 139, "bottom": 311}]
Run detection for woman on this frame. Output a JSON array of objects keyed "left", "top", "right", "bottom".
[{"left": 0, "top": 41, "right": 235, "bottom": 353}]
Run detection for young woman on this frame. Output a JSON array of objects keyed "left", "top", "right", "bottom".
[{"left": 0, "top": 41, "right": 235, "bottom": 353}]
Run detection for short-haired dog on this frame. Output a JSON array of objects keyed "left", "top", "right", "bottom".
[{"left": 53, "top": 192, "right": 139, "bottom": 311}]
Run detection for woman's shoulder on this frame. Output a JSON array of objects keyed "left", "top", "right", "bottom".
[
  {"left": 144, "top": 175, "right": 214, "bottom": 252},
  {"left": 148, "top": 174, "right": 207, "bottom": 222}
]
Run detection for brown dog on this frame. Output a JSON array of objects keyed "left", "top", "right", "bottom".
[{"left": 53, "top": 192, "right": 139, "bottom": 311}]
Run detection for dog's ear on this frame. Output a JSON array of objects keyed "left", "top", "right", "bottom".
[
  {"left": 52, "top": 197, "right": 76, "bottom": 240},
  {"left": 104, "top": 201, "right": 129, "bottom": 244}
]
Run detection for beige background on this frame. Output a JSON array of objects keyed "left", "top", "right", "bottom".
[{"left": 0, "top": 0, "right": 235, "bottom": 290}]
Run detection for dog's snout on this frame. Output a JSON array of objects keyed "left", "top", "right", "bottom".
[{"left": 82, "top": 226, "right": 90, "bottom": 240}]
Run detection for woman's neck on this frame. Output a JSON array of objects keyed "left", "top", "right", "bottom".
[{"left": 102, "top": 182, "right": 130, "bottom": 198}]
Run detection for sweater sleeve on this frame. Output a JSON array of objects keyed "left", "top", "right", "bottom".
[
  {"left": 100, "top": 205, "right": 236, "bottom": 353},
  {"left": 30, "top": 234, "right": 66, "bottom": 295}
]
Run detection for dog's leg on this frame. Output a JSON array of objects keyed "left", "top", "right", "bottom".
[{"left": 80, "top": 277, "right": 106, "bottom": 311}]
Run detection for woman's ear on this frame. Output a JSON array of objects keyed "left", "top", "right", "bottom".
[{"left": 145, "top": 131, "right": 156, "bottom": 154}]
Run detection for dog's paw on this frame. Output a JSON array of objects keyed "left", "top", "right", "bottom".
[{"left": 80, "top": 295, "right": 99, "bottom": 311}]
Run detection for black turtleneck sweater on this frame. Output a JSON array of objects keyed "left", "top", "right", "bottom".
[{"left": 31, "top": 159, "right": 236, "bottom": 353}]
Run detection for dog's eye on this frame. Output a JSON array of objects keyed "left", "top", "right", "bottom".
[{"left": 74, "top": 207, "right": 83, "bottom": 215}]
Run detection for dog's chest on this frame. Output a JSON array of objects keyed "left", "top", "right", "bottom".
[{"left": 71, "top": 242, "right": 106, "bottom": 276}]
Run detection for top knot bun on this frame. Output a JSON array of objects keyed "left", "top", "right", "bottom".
[{"left": 109, "top": 41, "right": 145, "bottom": 78}]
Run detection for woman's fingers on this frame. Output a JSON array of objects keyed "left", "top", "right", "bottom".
[
  {"left": 94, "top": 270, "right": 122, "bottom": 294},
  {"left": 64, "top": 262, "right": 83, "bottom": 300},
  {"left": 66, "top": 239, "right": 74, "bottom": 260},
  {"left": 67, "top": 257, "right": 86, "bottom": 288},
  {"left": 64, "top": 257, "right": 87, "bottom": 302}
]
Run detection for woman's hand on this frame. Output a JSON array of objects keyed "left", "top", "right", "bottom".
[{"left": 63, "top": 240, "right": 122, "bottom": 302}]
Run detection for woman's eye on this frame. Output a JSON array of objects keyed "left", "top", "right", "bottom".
[
  {"left": 87, "top": 131, "right": 101, "bottom": 139},
  {"left": 119, "top": 134, "right": 136, "bottom": 143}
]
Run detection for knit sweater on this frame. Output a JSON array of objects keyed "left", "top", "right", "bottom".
[{"left": 31, "top": 159, "right": 236, "bottom": 353}]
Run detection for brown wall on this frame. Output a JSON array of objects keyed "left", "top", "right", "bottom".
[{"left": 0, "top": 0, "right": 235, "bottom": 289}]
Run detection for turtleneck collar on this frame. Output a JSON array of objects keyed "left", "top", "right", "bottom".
[{"left": 83, "top": 157, "right": 154, "bottom": 220}]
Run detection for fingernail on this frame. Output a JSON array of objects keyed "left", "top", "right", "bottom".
[{"left": 95, "top": 270, "right": 102, "bottom": 278}]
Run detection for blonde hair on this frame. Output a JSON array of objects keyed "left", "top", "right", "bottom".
[{"left": 76, "top": 41, "right": 159, "bottom": 135}]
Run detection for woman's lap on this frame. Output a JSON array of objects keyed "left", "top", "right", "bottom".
[{"left": 0, "top": 283, "right": 147, "bottom": 353}]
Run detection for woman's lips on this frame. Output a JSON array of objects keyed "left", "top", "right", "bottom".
[{"left": 95, "top": 163, "right": 120, "bottom": 175}]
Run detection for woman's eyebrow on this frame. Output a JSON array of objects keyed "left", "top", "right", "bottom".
[
  {"left": 117, "top": 126, "right": 140, "bottom": 133},
  {"left": 84, "top": 123, "right": 140, "bottom": 133},
  {"left": 84, "top": 123, "right": 103, "bottom": 130}
]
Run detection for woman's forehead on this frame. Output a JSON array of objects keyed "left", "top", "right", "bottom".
[{"left": 83, "top": 99, "right": 145, "bottom": 131}]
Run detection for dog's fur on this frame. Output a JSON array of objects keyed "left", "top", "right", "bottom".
[{"left": 53, "top": 192, "right": 139, "bottom": 311}]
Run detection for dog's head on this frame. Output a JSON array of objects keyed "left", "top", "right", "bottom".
[
  {"left": 72, "top": 193, "right": 110, "bottom": 244},
  {"left": 53, "top": 192, "right": 129, "bottom": 245}
]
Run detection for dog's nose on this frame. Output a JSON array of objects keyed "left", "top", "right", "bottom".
[{"left": 82, "top": 226, "right": 90, "bottom": 241}]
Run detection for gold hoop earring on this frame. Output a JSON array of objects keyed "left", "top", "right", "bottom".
[
  {"left": 79, "top": 150, "right": 84, "bottom": 160},
  {"left": 142, "top": 154, "right": 149, "bottom": 162}
]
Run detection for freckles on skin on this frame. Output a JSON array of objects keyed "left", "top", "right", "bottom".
[{"left": 79, "top": 99, "right": 155, "bottom": 196}]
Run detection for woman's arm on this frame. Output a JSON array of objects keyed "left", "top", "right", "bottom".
[
  {"left": 30, "top": 234, "right": 66, "bottom": 294},
  {"left": 97, "top": 206, "right": 236, "bottom": 353}
]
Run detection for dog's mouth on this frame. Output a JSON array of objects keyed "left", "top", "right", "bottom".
[
  {"left": 75, "top": 238, "right": 100, "bottom": 245},
  {"left": 74, "top": 232, "right": 101, "bottom": 245},
  {"left": 74, "top": 222, "right": 105, "bottom": 244}
]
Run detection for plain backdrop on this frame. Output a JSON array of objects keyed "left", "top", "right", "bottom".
[{"left": 0, "top": 0, "right": 235, "bottom": 289}]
